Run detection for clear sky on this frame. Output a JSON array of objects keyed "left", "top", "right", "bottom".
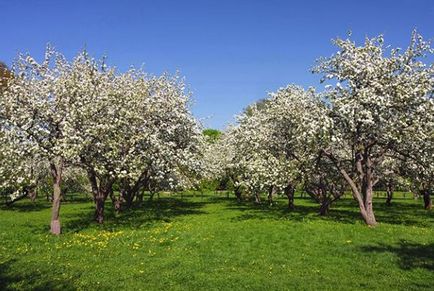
[{"left": 2, "top": 0, "right": 434, "bottom": 129}]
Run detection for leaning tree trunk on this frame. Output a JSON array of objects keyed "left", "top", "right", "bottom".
[
  {"left": 284, "top": 184, "right": 295, "bottom": 210},
  {"left": 49, "top": 161, "right": 63, "bottom": 235},
  {"left": 324, "top": 149, "right": 377, "bottom": 226},
  {"left": 353, "top": 187, "right": 376, "bottom": 226},
  {"left": 422, "top": 190, "right": 432, "bottom": 210},
  {"left": 353, "top": 164, "right": 377, "bottom": 226},
  {"left": 358, "top": 157, "right": 377, "bottom": 226},
  {"left": 386, "top": 181, "right": 393, "bottom": 206}
]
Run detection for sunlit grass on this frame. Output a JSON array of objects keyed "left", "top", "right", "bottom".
[{"left": 1, "top": 192, "right": 433, "bottom": 290}]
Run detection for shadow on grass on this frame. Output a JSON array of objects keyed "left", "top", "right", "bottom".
[
  {"left": 62, "top": 197, "right": 209, "bottom": 233},
  {"left": 224, "top": 197, "right": 434, "bottom": 226},
  {"left": 0, "top": 195, "right": 91, "bottom": 213},
  {"left": 373, "top": 200, "right": 434, "bottom": 227},
  {"left": 6, "top": 193, "right": 433, "bottom": 232},
  {"left": 0, "top": 259, "right": 76, "bottom": 291},
  {"left": 361, "top": 240, "right": 434, "bottom": 271},
  {"left": 0, "top": 201, "right": 51, "bottom": 212},
  {"left": 226, "top": 199, "right": 361, "bottom": 224}
]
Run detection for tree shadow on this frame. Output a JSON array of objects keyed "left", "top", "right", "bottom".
[
  {"left": 373, "top": 200, "right": 434, "bottom": 227},
  {"left": 226, "top": 199, "right": 362, "bottom": 224},
  {"left": 0, "top": 195, "right": 91, "bottom": 213},
  {"left": 360, "top": 240, "right": 434, "bottom": 271},
  {"left": 61, "top": 197, "right": 209, "bottom": 233},
  {"left": 0, "top": 259, "right": 76, "bottom": 290},
  {"left": 0, "top": 200, "right": 51, "bottom": 212},
  {"left": 224, "top": 197, "right": 434, "bottom": 226}
]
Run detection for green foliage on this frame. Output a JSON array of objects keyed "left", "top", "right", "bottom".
[
  {"left": 198, "top": 179, "right": 220, "bottom": 192},
  {"left": 202, "top": 129, "right": 222, "bottom": 143},
  {"left": 0, "top": 192, "right": 433, "bottom": 290},
  {"left": 199, "top": 176, "right": 234, "bottom": 192}
]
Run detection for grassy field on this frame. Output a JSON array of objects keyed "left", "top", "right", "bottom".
[{"left": 1, "top": 192, "right": 433, "bottom": 290}]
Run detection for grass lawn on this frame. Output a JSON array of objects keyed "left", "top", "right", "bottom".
[{"left": 1, "top": 192, "right": 433, "bottom": 290}]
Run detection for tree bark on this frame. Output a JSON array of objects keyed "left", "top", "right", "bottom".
[
  {"left": 254, "top": 191, "right": 261, "bottom": 204},
  {"left": 386, "top": 181, "right": 393, "bottom": 206},
  {"left": 121, "top": 173, "right": 148, "bottom": 208},
  {"left": 23, "top": 184, "right": 37, "bottom": 202},
  {"left": 323, "top": 149, "right": 377, "bottom": 226},
  {"left": 124, "top": 188, "right": 134, "bottom": 208},
  {"left": 49, "top": 160, "right": 63, "bottom": 235},
  {"left": 85, "top": 168, "right": 114, "bottom": 224},
  {"left": 94, "top": 193, "right": 105, "bottom": 224},
  {"left": 284, "top": 184, "right": 295, "bottom": 210},
  {"left": 28, "top": 187, "right": 37, "bottom": 202},
  {"left": 422, "top": 190, "right": 432, "bottom": 210},
  {"left": 96, "top": 180, "right": 114, "bottom": 223},
  {"left": 109, "top": 190, "right": 122, "bottom": 213},
  {"left": 234, "top": 186, "right": 242, "bottom": 203},
  {"left": 267, "top": 185, "right": 275, "bottom": 206},
  {"left": 362, "top": 155, "right": 377, "bottom": 225},
  {"left": 94, "top": 181, "right": 114, "bottom": 224},
  {"left": 319, "top": 200, "right": 330, "bottom": 216}
]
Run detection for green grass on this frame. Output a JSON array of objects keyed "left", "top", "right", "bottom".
[{"left": 1, "top": 192, "right": 433, "bottom": 290}]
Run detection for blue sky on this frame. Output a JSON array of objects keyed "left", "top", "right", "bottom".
[{"left": 2, "top": 0, "right": 434, "bottom": 129}]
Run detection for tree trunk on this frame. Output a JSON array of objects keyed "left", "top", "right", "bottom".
[
  {"left": 234, "top": 186, "right": 242, "bottom": 203},
  {"left": 362, "top": 156, "right": 377, "bottom": 225},
  {"left": 121, "top": 174, "right": 148, "bottom": 208},
  {"left": 267, "top": 186, "right": 275, "bottom": 206},
  {"left": 49, "top": 161, "right": 63, "bottom": 235},
  {"left": 94, "top": 182, "right": 113, "bottom": 224},
  {"left": 284, "top": 184, "right": 295, "bottom": 210},
  {"left": 422, "top": 190, "right": 432, "bottom": 210},
  {"left": 114, "top": 197, "right": 122, "bottom": 213},
  {"left": 108, "top": 190, "right": 121, "bottom": 213},
  {"left": 27, "top": 185, "right": 37, "bottom": 202},
  {"left": 386, "top": 182, "right": 393, "bottom": 206},
  {"left": 94, "top": 192, "right": 105, "bottom": 224},
  {"left": 50, "top": 180, "right": 62, "bottom": 234},
  {"left": 85, "top": 168, "right": 114, "bottom": 224},
  {"left": 124, "top": 189, "right": 134, "bottom": 208},
  {"left": 149, "top": 191, "right": 155, "bottom": 201},
  {"left": 360, "top": 206, "right": 376, "bottom": 225},
  {"left": 254, "top": 191, "right": 261, "bottom": 204},
  {"left": 323, "top": 149, "right": 377, "bottom": 226},
  {"left": 319, "top": 199, "right": 330, "bottom": 216}
]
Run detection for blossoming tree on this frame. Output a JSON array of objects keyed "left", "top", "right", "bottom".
[
  {"left": 314, "top": 31, "right": 434, "bottom": 225},
  {"left": 0, "top": 47, "right": 205, "bottom": 231},
  {"left": 0, "top": 48, "right": 87, "bottom": 234}
]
